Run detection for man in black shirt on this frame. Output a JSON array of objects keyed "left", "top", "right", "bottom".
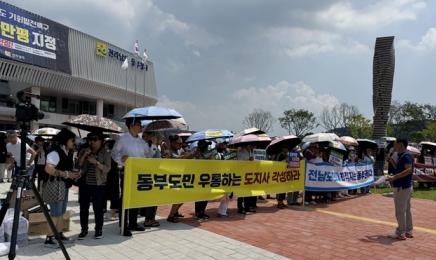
[{"left": 376, "top": 146, "right": 386, "bottom": 176}]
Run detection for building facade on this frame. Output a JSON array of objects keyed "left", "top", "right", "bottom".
[{"left": 0, "top": 1, "right": 157, "bottom": 131}]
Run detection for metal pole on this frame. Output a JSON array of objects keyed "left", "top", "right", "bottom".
[
  {"left": 143, "top": 69, "right": 147, "bottom": 106},
  {"left": 134, "top": 70, "right": 137, "bottom": 107},
  {"left": 125, "top": 67, "right": 128, "bottom": 113}
]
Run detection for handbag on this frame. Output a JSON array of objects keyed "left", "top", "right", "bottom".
[{"left": 43, "top": 176, "right": 66, "bottom": 203}]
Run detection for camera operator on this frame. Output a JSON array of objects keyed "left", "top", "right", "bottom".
[{"left": 6, "top": 130, "right": 37, "bottom": 189}]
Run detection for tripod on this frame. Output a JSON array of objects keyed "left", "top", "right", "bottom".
[{"left": 0, "top": 125, "right": 70, "bottom": 259}]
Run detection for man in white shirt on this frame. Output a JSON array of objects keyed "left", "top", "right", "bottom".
[
  {"left": 111, "top": 118, "right": 157, "bottom": 236},
  {"left": 6, "top": 130, "right": 37, "bottom": 189}
]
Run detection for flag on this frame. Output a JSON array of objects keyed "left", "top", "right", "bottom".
[
  {"left": 134, "top": 40, "right": 139, "bottom": 56},
  {"left": 142, "top": 49, "right": 148, "bottom": 63},
  {"left": 121, "top": 58, "right": 128, "bottom": 69}
]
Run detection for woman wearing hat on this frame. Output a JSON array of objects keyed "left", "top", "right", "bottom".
[{"left": 76, "top": 131, "right": 112, "bottom": 240}]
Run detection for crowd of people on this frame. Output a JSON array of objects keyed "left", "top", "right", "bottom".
[{"left": 0, "top": 121, "right": 428, "bottom": 247}]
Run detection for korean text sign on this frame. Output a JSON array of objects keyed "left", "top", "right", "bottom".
[
  {"left": 305, "top": 162, "right": 374, "bottom": 191},
  {"left": 123, "top": 158, "right": 306, "bottom": 209},
  {"left": 0, "top": 2, "right": 71, "bottom": 74}
]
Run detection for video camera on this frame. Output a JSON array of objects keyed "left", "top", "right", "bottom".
[{"left": 15, "top": 91, "right": 44, "bottom": 123}]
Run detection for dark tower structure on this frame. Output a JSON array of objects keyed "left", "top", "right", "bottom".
[{"left": 372, "top": 36, "right": 395, "bottom": 139}]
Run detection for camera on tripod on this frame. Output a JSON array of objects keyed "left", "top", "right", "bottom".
[{"left": 15, "top": 91, "right": 44, "bottom": 123}]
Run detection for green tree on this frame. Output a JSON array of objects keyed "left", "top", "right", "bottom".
[
  {"left": 346, "top": 114, "right": 373, "bottom": 139},
  {"left": 278, "top": 109, "right": 318, "bottom": 136},
  {"left": 421, "top": 122, "right": 436, "bottom": 142}
]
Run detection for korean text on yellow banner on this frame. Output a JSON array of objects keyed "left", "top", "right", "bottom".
[{"left": 123, "top": 159, "right": 305, "bottom": 209}]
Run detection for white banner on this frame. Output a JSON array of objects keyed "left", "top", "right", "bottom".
[{"left": 305, "top": 162, "right": 374, "bottom": 191}]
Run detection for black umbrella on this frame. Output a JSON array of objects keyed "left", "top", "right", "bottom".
[{"left": 265, "top": 135, "right": 301, "bottom": 155}]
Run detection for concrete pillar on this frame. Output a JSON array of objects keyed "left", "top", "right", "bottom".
[
  {"left": 96, "top": 99, "right": 104, "bottom": 117},
  {"left": 30, "top": 86, "right": 40, "bottom": 131}
]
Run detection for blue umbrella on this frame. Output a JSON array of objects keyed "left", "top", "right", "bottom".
[
  {"left": 185, "top": 129, "right": 233, "bottom": 143},
  {"left": 124, "top": 106, "right": 182, "bottom": 120},
  {"left": 302, "top": 142, "right": 311, "bottom": 151},
  {"left": 328, "top": 141, "right": 347, "bottom": 151}
]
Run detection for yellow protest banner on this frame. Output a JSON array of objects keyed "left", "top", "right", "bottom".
[{"left": 122, "top": 158, "right": 305, "bottom": 209}]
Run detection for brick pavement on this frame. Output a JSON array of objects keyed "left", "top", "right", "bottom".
[
  {"left": 0, "top": 184, "right": 288, "bottom": 260},
  {"left": 1, "top": 181, "right": 436, "bottom": 259},
  {"left": 156, "top": 193, "right": 436, "bottom": 260}
]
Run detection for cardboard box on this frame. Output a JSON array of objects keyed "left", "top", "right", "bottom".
[
  {"left": 27, "top": 210, "right": 73, "bottom": 236},
  {"left": 10, "top": 190, "right": 40, "bottom": 211}
]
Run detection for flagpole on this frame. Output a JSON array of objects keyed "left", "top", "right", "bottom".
[
  {"left": 134, "top": 69, "right": 137, "bottom": 107},
  {"left": 143, "top": 65, "right": 147, "bottom": 106},
  {"left": 125, "top": 66, "right": 128, "bottom": 113}
]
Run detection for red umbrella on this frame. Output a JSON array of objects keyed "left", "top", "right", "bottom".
[
  {"left": 337, "top": 136, "right": 359, "bottom": 146},
  {"left": 265, "top": 135, "right": 301, "bottom": 155},
  {"left": 229, "top": 134, "right": 271, "bottom": 146},
  {"left": 407, "top": 146, "right": 421, "bottom": 154}
]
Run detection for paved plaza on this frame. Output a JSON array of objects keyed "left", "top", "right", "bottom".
[{"left": 0, "top": 182, "right": 435, "bottom": 259}]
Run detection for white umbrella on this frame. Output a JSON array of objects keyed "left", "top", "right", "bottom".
[
  {"left": 233, "top": 127, "right": 266, "bottom": 138},
  {"left": 302, "top": 133, "right": 339, "bottom": 143}
]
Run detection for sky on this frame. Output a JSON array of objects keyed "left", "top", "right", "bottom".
[{"left": 4, "top": 0, "right": 436, "bottom": 136}]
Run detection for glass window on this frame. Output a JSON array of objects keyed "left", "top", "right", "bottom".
[{"left": 40, "top": 96, "right": 56, "bottom": 112}]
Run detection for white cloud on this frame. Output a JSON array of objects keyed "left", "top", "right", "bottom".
[
  {"left": 315, "top": 0, "right": 426, "bottom": 30},
  {"left": 398, "top": 28, "right": 436, "bottom": 51},
  {"left": 192, "top": 50, "right": 201, "bottom": 57},
  {"left": 143, "top": 1, "right": 224, "bottom": 48},
  {"left": 265, "top": 28, "right": 369, "bottom": 57},
  {"left": 166, "top": 60, "right": 185, "bottom": 73},
  {"left": 232, "top": 81, "right": 340, "bottom": 115},
  {"left": 155, "top": 95, "right": 208, "bottom": 130},
  {"left": 156, "top": 81, "right": 340, "bottom": 134}
]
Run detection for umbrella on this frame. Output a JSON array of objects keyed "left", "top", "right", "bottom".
[
  {"left": 143, "top": 119, "right": 187, "bottom": 132},
  {"left": 62, "top": 114, "right": 125, "bottom": 133},
  {"left": 419, "top": 141, "right": 436, "bottom": 148},
  {"left": 124, "top": 106, "right": 182, "bottom": 120},
  {"left": 185, "top": 129, "right": 233, "bottom": 143},
  {"left": 27, "top": 135, "right": 36, "bottom": 141},
  {"left": 407, "top": 146, "right": 421, "bottom": 154},
  {"left": 302, "top": 142, "right": 311, "bottom": 151},
  {"left": 337, "top": 136, "right": 359, "bottom": 146},
  {"left": 327, "top": 141, "right": 347, "bottom": 151},
  {"left": 302, "top": 133, "right": 339, "bottom": 143},
  {"left": 381, "top": 137, "right": 396, "bottom": 142},
  {"left": 265, "top": 135, "right": 301, "bottom": 155},
  {"left": 31, "top": 127, "right": 60, "bottom": 136},
  {"left": 233, "top": 127, "right": 266, "bottom": 138},
  {"left": 356, "top": 139, "right": 378, "bottom": 150},
  {"left": 229, "top": 134, "right": 271, "bottom": 146}
]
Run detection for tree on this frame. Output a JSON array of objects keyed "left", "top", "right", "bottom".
[
  {"left": 278, "top": 109, "right": 318, "bottom": 136},
  {"left": 242, "top": 109, "right": 276, "bottom": 133},
  {"left": 346, "top": 114, "right": 373, "bottom": 139},
  {"left": 338, "top": 103, "right": 360, "bottom": 133},
  {"left": 319, "top": 106, "right": 340, "bottom": 133},
  {"left": 319, "top": 103, "right": 359, "bottom": 135},
  {"left": 421, "top": 122, "right": 436, "bottom": 142}
]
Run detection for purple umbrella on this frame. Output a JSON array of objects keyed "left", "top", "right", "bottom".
[
  {"left": 229, "top": 134, "right": 271, "bottom": 146},
  {"left": 265, "top": 135, "right": 301, "bottom": 155}
]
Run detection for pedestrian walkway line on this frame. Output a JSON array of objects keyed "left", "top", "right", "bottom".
[{"left": 315, "top": 208, "right": 436, "bottom": 235}]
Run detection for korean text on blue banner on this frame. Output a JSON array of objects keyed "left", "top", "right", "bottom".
[
  {"left": 0, "top": 2, "right": 71, "bottom": 73},
  {"left": 305, "top": 162, "right": 374, "bottom": 191}
]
